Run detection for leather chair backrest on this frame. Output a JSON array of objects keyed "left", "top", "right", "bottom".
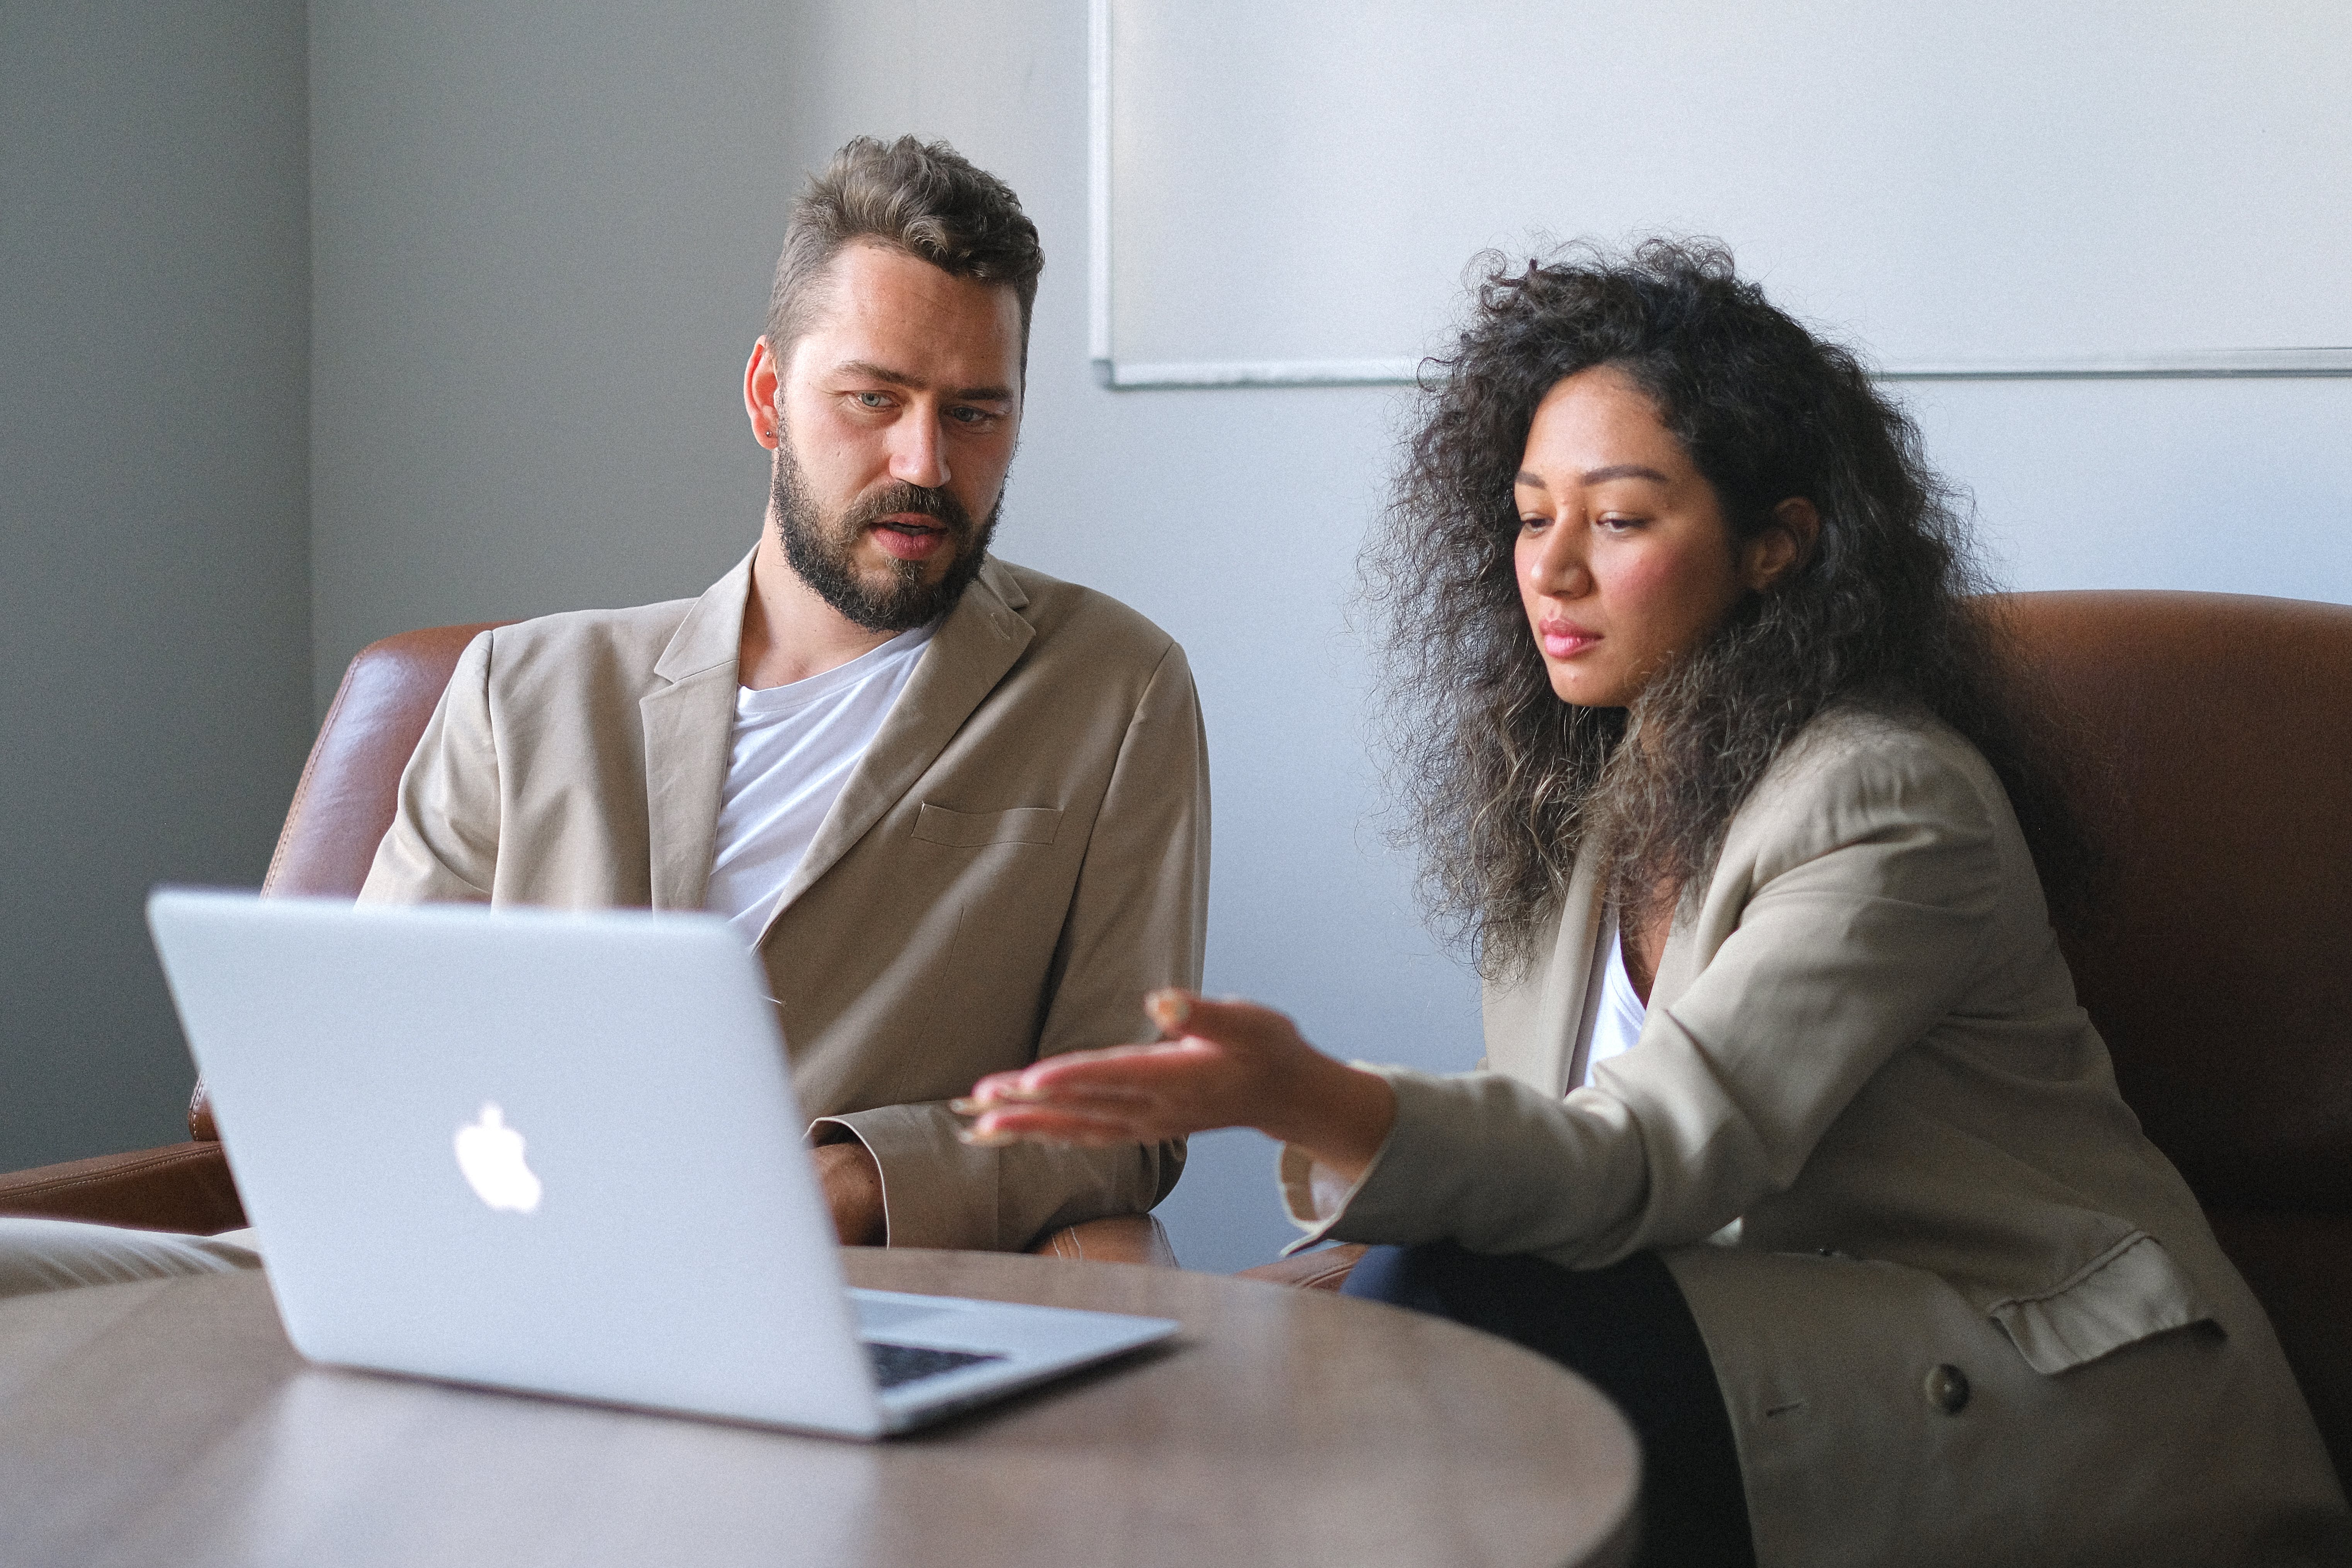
[
  {"left": 263, "top": 623, "right": 510, "bottom": 899},
  {"left": 1991, "top": 591, "right": 2352, "bottom": 1211},
  {"left": 1992, "top": 589, "right": 2352, "bottom": 1487},
  {"left": 190, "top": 623, "right": 507, "bottom": 1143}
]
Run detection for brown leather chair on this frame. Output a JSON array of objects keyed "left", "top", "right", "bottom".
[
  {"left": 0, "top": 623, "right": 1176, "bottom": 1268},
  {"left": 1243, "top": 590, "right": 2352, "bottom": 1492}
]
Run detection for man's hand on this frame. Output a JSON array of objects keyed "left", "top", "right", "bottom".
[
  {"left": 957, "top": 990, "right": 1398, "bottom": 1185},
  {"left": 812, "top": 1136, "right": 886, "bottom": 1247}
]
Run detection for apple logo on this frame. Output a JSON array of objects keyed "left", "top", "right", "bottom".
[{"left": 453, "top": 1103, "right": 543, "bottom": 1214}]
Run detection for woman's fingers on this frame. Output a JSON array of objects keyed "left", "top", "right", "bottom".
[
  {"left": 1144, "top": 987, "right": 1192, "bottom": 1036},
  {"left": 959, "top": 1104, "right": 1162, "bottom": 1147},
  {"left": 957, "top": 1056, "right": 1170, "bottom": 1118},
  {"left": 1022, "top": 1040, "right": 1221, "bottom": 1092},
  {"left": 956, "top": 991, "right": 1320, "bottom": 1147},
  {"left": 1148, "top": 992, "right": 1300, "bottom": 1053},
  {"left": 963, "top": 1041, "right": 1174, "bottom": 1103},
  {"left": 955, "top": 1052, "right": 1227, "bottom": 1143},
  {"left": 961, "top": 1042, "right": 1218, "bottom": 1112}
]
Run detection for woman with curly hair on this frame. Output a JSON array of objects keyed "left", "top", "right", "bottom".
[{"left": 961, "top": 243, "right": 2344, "bottom": 1566}]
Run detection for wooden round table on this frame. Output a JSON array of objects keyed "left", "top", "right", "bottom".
[{"left": 0, "top": 1250, "right": 1639, "bottom": 1567}]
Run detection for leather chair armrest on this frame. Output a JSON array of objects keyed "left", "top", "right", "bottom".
[
  {"left": 1026, "top": 1212, "right": 1179, "bottom": 1267},
  {"left": 0, "top": 1142, "right": 247, "bottom": 1235},
  {"left": 1236, "top": 1243, "right": 1368, "bottom": 1291},
  {"left": 190, "top": 1080, "right": 219, "bottom": 1142}
]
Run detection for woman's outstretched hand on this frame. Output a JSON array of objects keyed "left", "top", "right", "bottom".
[{"left": 955, "top": 990, "right": 1399, "bottom": 1185}]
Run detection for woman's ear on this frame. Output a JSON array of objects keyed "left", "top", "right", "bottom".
[{"left": 1742, "top": 498, "right": 1820, "bottom": 592}]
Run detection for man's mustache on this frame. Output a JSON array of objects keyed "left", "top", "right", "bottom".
[{"left": 842, "top": 482, "right": 973, "bottom": 540}]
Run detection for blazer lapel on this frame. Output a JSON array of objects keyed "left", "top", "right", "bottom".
[
  {"left": 1483, "top": 849, "right": 1606, "bottom": 1095},
  {"left": 758, "top": 557, "right": 1035, "bottom": 928},
  {"left": 640, "top": 550, "right": 753, "bottom": 911}
]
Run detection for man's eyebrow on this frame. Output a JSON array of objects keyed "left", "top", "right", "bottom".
[
  {"left": 835, "top": 360, "right": 1015, "bottom": 403},
  {"left": 836, "top": 359, "right": 922, "bottom": 389}
]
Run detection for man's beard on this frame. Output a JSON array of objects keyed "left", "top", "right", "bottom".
[{"left": 770, "top": 443, "right": 999, "bottom": 634}]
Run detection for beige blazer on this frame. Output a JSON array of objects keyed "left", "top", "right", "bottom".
[
  {"left": 361, "top": 551, "right": 1209, "bottom": 1252},
  {"left": 1289, "top": 706, "right": 2344, "bottom": 1565}
]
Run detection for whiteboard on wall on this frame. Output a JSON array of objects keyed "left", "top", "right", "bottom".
[{"left": 1089, "top": 0, "right": 2352, "bottom": 387}]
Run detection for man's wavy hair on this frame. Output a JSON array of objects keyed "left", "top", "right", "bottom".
[
  {"left": 767, "top": 135, "right": 1044, "bottom": 375},
  {"left": 1364, "top": 240, "right": 2097, "bottom": 977}
]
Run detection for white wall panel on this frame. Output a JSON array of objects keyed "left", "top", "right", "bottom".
[{"left": 1099, "top": 0, "right": 2352, "bottom": 384}]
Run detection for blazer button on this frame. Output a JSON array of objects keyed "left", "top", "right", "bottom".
[{"left": 1923, "top": 1363, "right": 1971, "bottom": 1415}]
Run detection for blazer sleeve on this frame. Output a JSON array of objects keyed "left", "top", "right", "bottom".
[
  {"left": 357, "top": 630, "right": 500, "bottom": 904},
  {"left": 819, "top": 641, "right": 1210, "bottom": 1251},
  {"left": 1293, "top": 725, "right": 2005, "bottom": 1267}
]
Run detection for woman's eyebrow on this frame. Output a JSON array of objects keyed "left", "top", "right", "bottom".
[
  {"left": 1515, "top": 463, "right": 1672, "bottom": 490},
  {"left": 1580, "top": 463, "right": 1670, "bottom": 485}
]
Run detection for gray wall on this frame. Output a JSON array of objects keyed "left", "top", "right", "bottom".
[
  {"left": 308, "top": 0, "right": 797, "bottom": 713},
  {"left": 1, "top": 2, "right": 314, "bottom": 1169}
]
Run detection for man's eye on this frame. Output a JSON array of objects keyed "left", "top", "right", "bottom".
[
  {"left": 948, "top": 406, "right": 994, "bottom": 426},
  {"left": 854, "top": 391, "right": 892, "bottom": 409}
]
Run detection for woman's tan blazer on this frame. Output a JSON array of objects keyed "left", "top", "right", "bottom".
[{"left": 1290, "top": 706, "right": 2344, "bottom": 1565}]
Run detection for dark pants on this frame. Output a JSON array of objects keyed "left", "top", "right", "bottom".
[{"left": 1343, "top": 1242, "right": 1756, "bottom": 1568}]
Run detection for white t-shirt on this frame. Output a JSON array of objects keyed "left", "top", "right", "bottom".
[
  {"left": 1585, "top": 928, "right": 1648, "bottom": 1085},
  {"left": 704, "top": 623, "right": 934, "bottom": 944},
  {"left": 1569, "top": 919, "right": 1649, "bottom": 1090}
]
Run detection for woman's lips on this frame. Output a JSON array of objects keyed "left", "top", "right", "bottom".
[
  {"left": 1538, "top": 622, "right": 1600, "bottom": 659},
  {"left": 871, "top": 516, "right": 949, "bottom": 561}
]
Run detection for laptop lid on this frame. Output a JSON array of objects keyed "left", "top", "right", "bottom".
[{"left": 148, "top": 890, "right": 893, "bottom": 1435}]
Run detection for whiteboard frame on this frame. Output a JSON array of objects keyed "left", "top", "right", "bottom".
[{"left": 1084, "top": 0, "right": 2352, "bottom": 391}]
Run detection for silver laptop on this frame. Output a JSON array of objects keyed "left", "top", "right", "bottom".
[{"left": 145, "top": 889, "right": 1177, "bottom": 1439}]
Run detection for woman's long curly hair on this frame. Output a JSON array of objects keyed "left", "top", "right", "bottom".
[{"left": 1364, "top": 240, "right": 2097, "bottom": 978}]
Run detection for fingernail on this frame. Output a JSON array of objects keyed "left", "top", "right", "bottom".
[
  {"left": 957, "top": 1127, "right": 1021, "bottom": 1147},
  {"left": 949, "top": 1097, "right": 986, "bottom": 1116},
  {"left": 1146, "top": 989, "right": 1191, "bottom": 1030}
]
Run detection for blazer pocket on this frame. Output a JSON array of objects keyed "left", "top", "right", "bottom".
[
  {"left": 1985, "top": 1230, "right": 2216, "bottom": 1374},
  {"left": 911, "top": 803, "right": 1063, "bottom": 849}
]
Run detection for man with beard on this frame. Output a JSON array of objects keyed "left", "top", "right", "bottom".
[
  {"left": 340, "top": 135, "right": 1208, "bottom": 1256},
  {"left": 0, "top": 134, "right": 1203, "bottom": 1291}
]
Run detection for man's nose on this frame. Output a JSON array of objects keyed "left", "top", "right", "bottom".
[{"left": 888, "top": 409, "right": 951, "bottom": 489}]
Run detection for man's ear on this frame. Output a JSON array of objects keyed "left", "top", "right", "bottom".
[
  {"left": 744, "top": 337, "right": 783, "bottom": 450},
  {"left": 1742, "top": 497, "right": 1820, "bottom": 593}
]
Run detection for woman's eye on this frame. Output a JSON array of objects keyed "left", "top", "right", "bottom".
[{"left": 1596, "top": 514, "right": 1640, "bottom": 533}]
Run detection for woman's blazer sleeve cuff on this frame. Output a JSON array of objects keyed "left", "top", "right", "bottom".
[{"left": 1273, "top": 1065, "right": 1465, "bottom": 1256}]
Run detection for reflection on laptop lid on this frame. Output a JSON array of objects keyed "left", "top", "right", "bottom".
[{"left": 146, "top": 890, "right": 1176, "bottom": 1438}]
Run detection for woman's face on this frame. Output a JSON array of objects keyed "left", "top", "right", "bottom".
[{"left": 1513, "top": 367, "right": 1789, "bottom": 708}]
